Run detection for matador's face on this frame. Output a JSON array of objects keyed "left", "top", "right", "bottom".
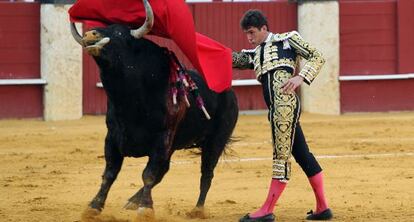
[{"left": 243, "top": 26, "right": 268, "bottom": 47}]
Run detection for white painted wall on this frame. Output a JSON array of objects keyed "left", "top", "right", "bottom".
[
  {"left": 298, "top": 0, "right": 340, "bottom": 115},
  {"left": 41, "top": 4, "right": 83, "bottom": 121}
]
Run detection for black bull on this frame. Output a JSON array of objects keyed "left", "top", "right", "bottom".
[{"left": 71, "top": 24, "right": 239, "bottom": 218}]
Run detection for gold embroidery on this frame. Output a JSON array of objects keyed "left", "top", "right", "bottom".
[
  {"left": 270, "top": 69, "right": 298, "bottom": 180},
  {"left": 252, "top": 32, "right": 304, "bottom": 80},
  {"left": 272, "top": 31, "right": 298, "bottom": 42},
  {"left": 269, "top": 58, "right": 296, "bottom": 73},
  {"left": 253, "top": 47, "right": 262, "bottom": 75},
  {"left": 232, "top": 51, "right": 252, "bottom": 69},
  {"left": 234, "top": 30, "right": 325, "bottom": 85},
  {"left": 253, "top": 42, "right": 298, "bottom": 79},
  {"left": 288, "top": 33, "right": 325, "bottom": 85}
]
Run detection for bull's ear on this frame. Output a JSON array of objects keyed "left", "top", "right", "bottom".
[
  {"left": 71, "top": 22, "right": 84, "bottom": 46},
  {"left": 130, "top": 0, "right": 154, "bottom": 39}
]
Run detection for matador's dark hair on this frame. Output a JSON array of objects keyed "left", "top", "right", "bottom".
[{"left": 240, "top": 9, "right": 269, "bottom": 31}]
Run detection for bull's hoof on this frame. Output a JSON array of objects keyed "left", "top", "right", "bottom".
[
  {"left": 186, "top": 206, "right": 207, "bottom": 219},
  {"left": 81, "top": 207, "right": 101, "bottom": 221},
  {"left": 126, "top": 190, "right": 143, "bottom": 211},
  {"left": 124, "top": 201, "right": 140, "bottom": 210},
  {"left": 135, "top": 207, "right": 155, "bottom": 222}
]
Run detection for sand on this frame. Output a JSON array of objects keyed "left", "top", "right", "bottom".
[{"left": 1, "top": 112, "right": 413, "bottom": 221}]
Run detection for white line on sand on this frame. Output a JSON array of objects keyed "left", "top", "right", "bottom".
[{"left": 169, "top": 152, "right": 414, "bottom": 165}]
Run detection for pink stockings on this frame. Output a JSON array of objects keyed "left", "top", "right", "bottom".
[
  {"left": 249, "top": 179, "right": 286, "bottom": 218},
  {"left": 250, "top": 172, "right": 328, "bottom": 218},
  {"left": 308, "top": 172, "right": 328, "bottom": 213}
]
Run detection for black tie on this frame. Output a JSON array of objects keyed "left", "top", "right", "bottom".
[{"left": 259, "top": 42, "right": 266, "bottom": 69}]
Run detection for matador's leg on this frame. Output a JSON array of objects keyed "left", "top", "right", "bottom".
[
  {"left": 270, "top": 69, "right": 300, "bottom": 181},
  {"left": 244, "top": 69, "right": 300, "bottom": 220}
]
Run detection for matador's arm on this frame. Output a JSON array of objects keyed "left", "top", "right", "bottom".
[{"left": 288, "top": 32, "right": 325, "bottom": 85}]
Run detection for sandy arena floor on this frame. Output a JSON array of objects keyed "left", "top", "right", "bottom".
[{"left": 0, "top": 112, "right": 413, "bottom": 222}]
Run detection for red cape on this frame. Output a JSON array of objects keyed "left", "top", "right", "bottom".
[{"left": 68, "top": 0, "right": 232, "bottom": 92}]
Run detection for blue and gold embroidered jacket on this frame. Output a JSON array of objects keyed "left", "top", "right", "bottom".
[{"left": 232, "top": 31, "right": 325, "bottom": 85}]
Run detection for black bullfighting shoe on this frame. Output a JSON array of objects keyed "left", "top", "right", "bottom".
[
  {"left": 239, "top": 213, "right": 275, "bottom": 222},
  {"left": 306, "top": 208, "right": 333, "bottom": 220}
]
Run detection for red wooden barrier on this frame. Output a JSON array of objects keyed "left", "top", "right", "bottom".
[
  {"left": 340, "top": 0, "right": 398, "bottom": 75},
  {"left": 82, "top": 50, "right": 107, "bottom": 115},
  {"left": 0, "top": 2, "right": 42, "bottom": 118},
  {"left": 340, "top": 79, "right": 414, "bottom": 112},
  {"left": 339, "top": 0, "right": 414, "bottom": 112},
  {"left": 397, "top": 0, "right": 414, "bottom": 74}
]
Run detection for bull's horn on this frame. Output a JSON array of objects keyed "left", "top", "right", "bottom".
[
  {"left": 70, "top": 22, "right": 84, "bottom": 46},
  {"left": 130, "top": 0, "right": 154, "bottom": 39},
  {"left": 86, "top": 37, "right": 110, "bottom": 49}
]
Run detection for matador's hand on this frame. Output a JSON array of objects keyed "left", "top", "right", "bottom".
[{"left": 281, "top": 75, "right": 304, "bottom": 94}]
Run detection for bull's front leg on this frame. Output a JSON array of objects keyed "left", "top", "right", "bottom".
[
  {"left": 141, "top": 156, "right": 171, "bottom": 207},
  {"left": 84, "top": 134, "right": 123, "bottom": 217},
  {"left": 124, "top": 154, "right": 170, "bottom": 210},
  {"left": 134, "top": 130, "right": 176, "bottom": 221},
  {"left": 126, "top": 115, "right": 182, "bottom": 211},
  {"left": 133, "top": 152, "right": 170, "bottom": 221}
]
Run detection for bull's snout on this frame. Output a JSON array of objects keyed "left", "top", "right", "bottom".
[
  {"left": 83, "top": 30, "right": 102, "bottom": 44},
  {"left": 81, "top": 30, "right": 110, "bottom": 57}
]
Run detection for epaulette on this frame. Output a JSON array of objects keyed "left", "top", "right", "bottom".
[{"left": 273, "top": 30, "right": 301, "bottom": 42}]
